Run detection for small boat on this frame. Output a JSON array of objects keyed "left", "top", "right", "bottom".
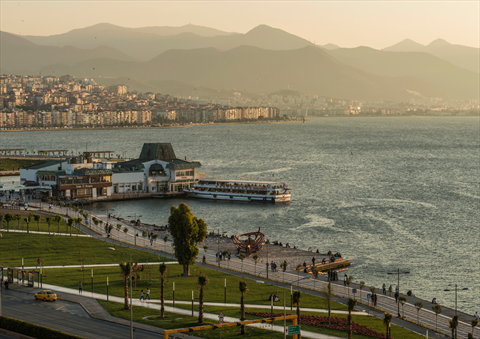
[{"left": 183, "top": 179, "right": 291, "bottom": 203}]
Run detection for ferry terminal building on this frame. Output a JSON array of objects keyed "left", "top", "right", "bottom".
[{"left": 19, "top": 143, "right": 203, "bottom": 199}]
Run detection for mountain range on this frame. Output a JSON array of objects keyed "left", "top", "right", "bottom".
[{"left": 1, "top": 24, "right": 478, "bottom": 101}]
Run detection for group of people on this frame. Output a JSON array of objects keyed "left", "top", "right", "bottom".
[
  {"left": 269, "top": 293, "right": 280, "bottom": 302},
  {"left": 216, "top": 250, "right": 231, "bottom": 262}
]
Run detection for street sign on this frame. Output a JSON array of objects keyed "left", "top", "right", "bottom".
[
  {"left": 218, "top": 311, "right": 224, "bottom": 324},
  {"left": 286, "top": 325, "right": 300, "bottom": 335},
  {"left": 367, "top": 293, "right": 372, "bottom": 299},
  {"left": 352, "top": 288, "right": 357, "bottom": 294}
]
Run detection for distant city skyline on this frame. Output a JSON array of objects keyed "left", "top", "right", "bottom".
[{"left": 1, "top": 1, "right": 479, "bottom": 49}]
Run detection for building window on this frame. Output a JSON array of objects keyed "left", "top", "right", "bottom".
[{"left": 132, "top": 185, "right": 136, "bottom": 191}]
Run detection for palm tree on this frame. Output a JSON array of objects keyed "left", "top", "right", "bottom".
[
  {"left": 239, "top": 281, "right": 249, "bottom": 335},
  {"left": 45, "top": 217, "right": 52, "bottom": 235},
  {"left": 432, "top": 304, "right": 442, "bottom": 332},
  {"left": 5, "top": 213, "right": 13, "bottom": 232},
  {"left": 0, "top": 214, "right": 4, "bottom": 230},
  {"left": 116, "top": 224, "right": 122, "bottom": 239},
  {"left": 252, "top": 254, "right": 259, "bottom": 275},
  {"left": 347, "top": 298, "right": 357, "bottom": 339},
  {"left": 119, "top": 262, "right": 131, "bottom": 310},
  {"left": 33, "top": 214, "right": 42, "bottom": 231},
  {"left": 239, "top": 253, "right": 246, "bottom": 272},
  {"left": 398, "top": 296, "right": 407, "bottom": 318},
  {"left": 414, "top": 301, "right": 423, "bottom": 325},
  {"left": 24, "top": 215, "right": 32, "bottom": 234},
  {"left": 346, "top": 275, "right": 354, "bottom": 298},
  {"left": 142, "top": 230, "right": 147, "bottom": 246},
  {"left": 472, "top": 318, "right": 479, "bottom": 337},
  {"left": 159, "top": 263, "right": 167, "bottom": 318},
  {"left": 54, "top": 215, "right": 62, "bottom": 233},
  {"left": 68, "top": 218, "right": 74, "bottom": 236},
  {"left": 14, "top": 214, "right": 22, "bottom": 229},
  {"left": 449, "top": 315, "right": 459, "bottom": 338},
  {"left": 292, "top": 290, "right": 302, "bottom": 339},
  {"left": 164, "top": 235, "right": 169, "bottom": 252},
  {"left": 123, "top": 227, "right": 128, "bottom": 242},
  {"left": 321, "top": 282, "right": 333, "bottom": 325},
  {"left": 280, "top": 261, "right": 288, "bottom": 283},
  {"left": 311, "top": 266, "right": 319, "bottom": 291},
  {"left": 197, "top": 272, "right": 210, "bottom": 324},
  {"left": 383, "top": 312, "right": 393, "bottom": 339},
  {"left": 369, "top": 286, "right": 376, "bottom": 306}
]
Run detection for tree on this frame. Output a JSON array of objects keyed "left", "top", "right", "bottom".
[
  {"left": 0, "top": 214, "right": 4, "bottom": 230},
  {"left": 414, "top": 301, "right": 423, "bottom": 325},
  {"left": 24, "top": 215, "right": 31, "bottom": 234},
  {"left": 449, "top": 315, "right": 459, "bottom": 338},
  {"left": 359, "top": 282, "right": 365, "bottom": 301},
  {"left": 383, "top": 312, "right": 393, "bottom": 339},
  {"left": 14, "top": 214, "right": 21, "bottom": 229},
  {"left": 68, "top": 218, "right": 74, "bottom": 236},
  {"left": 347, "top": 298, "right": 357, "bottom": 339},
  {"left": 123, "top": 227, "right": 128, "bottom": 242},
  {"left": 321, "top": 283, "right": 333, "bottom": 325},
  {"left": 5, "top": 213, "right": 13, "bottom": 232},
  {"left": 346, "top": 275, "right": 354, "bottom": 298},
  {"left": 159, "top": 263, "right": 167, "bottom": 318},
  {"left": 168, "top": 203, "right": 207, "bottom": 276},
  {"left": 239, "top": 281, "right": 249, "bottom": 335},
  {"left": 119, "top": 262, "right": 131, "bottom": 310},
  {"left": 54, "top": 215, "right": 62, "bottom": 233},
  {"left": 280, "top": 261, "right": 288, "bottom": 283},
  {"left": 239, "top": 253, "right": 246, "bottom": 272},
  {"left": 252, "top": 254, "right": 259, "bottom": 275},
  {"left": 197, "top": 272, "right": 209, "bottom": 324},
  {"left": 292, "top": 290, "right": 302, "bottom": 339},
  {"left": 432, "top": 304, "right": 442, "bottom": 332},
  {"left": 142, "top": 230, "right": 147, "bottom": 246},
  {"left": 398, "top": 296, "right": 407, "bottom": 318},
  {"left": 311, "top": 266, "right": 319, "bottom": 291},
  {"left": 163, "top": 235, "right": 169, "bottom": 253},
  {"left": 45, "top": 217, "right": 52, "bottom": 235},
  {"left": 295, "top": 264, "right": 303, "bottom": 286},
  {"left": 116, "top": 224, "right": 122, "bottom": 239}
]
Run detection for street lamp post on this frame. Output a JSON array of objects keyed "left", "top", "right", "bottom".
[
  {"left": 387, "top": 268, "right": 410, "bottom": 318},
  {"left": 109, "top": 248, "right": 133, "bottom": 339},
  {"left": 444, "top": 284, "right": 468, "bottom": 338}
]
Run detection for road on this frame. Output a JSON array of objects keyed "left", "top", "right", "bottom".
[{"left": 1, "top": 290, "right": 160, "bottom": 339}]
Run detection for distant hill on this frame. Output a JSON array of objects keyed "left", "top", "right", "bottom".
[
  {"left": 22, "top": 24, "right": 313, "bottom": 61},
  {"left": 320, "top": 43, "right": 341, "bottom": 50},
  {"left": 38, "top": 45, "right": 450, "bottom": 101},
  {"left": 0, "top": 31, "right": 136, "bottom": 74},
  {"left": 131, "top": 24, "right": 237, "bottom": 37},
  {"left": 384, "top": 38, "right": 479, "bottom": 73},
  {"left": 328, "top": 46, "right": 479, "bottom": 99}
]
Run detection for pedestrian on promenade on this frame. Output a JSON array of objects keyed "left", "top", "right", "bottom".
[
  {"left": 146, "top": 288, "right": 150, "bottom": 301},
  {"left": 432, "top": 297, "right": 437, "bottom": 304},
  {"left": 215, "top": 252, "right": 218, "bottom": 262},
  {"left": 389, "top": 285, "right": 392, "bottom": 296},
  {"left": 374, "top": 294, "right": 378, "bottom": 306},
  {"left": 312, "top": 257, "right": 315, "bottom": 266},
  {"left": 140, "top": 290, "right": 145, "bottom": 301},
  {"left": 382, "top": 283, "right": 386, "bottom": 295},
  {"left": 474, "top": 312, "right": 479, "bottom": 320},
  {"left": 202, "top": 255, "right": 206, "bottom": 265},
  {"left": 78, "top": 281, "right": 82, "bottom": 294},
  {"left": 394, "top": 291, "right": 399, "bottom": 303},
  {"left": 395, "top": 285, "right": 399, "bottom": 294},
  {"left": 36, "top": 258, "right": 41, "bottom": 268},
  {"left": 344, "top": 274, "right": 347, "bottom": 286}
]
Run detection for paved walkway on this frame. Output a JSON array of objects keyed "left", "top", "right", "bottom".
[
  {"left": 31, "top": 204, "right": 478, "bottom": 339},
  {"left": 0, "top": 229, "right": 92, "bottom": 237},
  {"left": 21, "top": 262, "right": 178, "bottom": 270}
]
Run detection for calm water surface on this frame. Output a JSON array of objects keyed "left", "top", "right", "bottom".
[{"left": 1, "top": 117, "right": 479, "bottom": 314}]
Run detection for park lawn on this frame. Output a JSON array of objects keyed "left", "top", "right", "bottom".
[
  {"left": 98, "top": 300, "right": 286, "bottom": 339},
  {"left": 0, "top": 158, "right": 44, "bottom": 171},
  {"left": 0, "top": 232, "right": 171, "bottom": 268},
  {"left": 1, "top": 216, "right": 81, "bottom": 234},
  {"left": 43, "top": 263, "right": 346, "bottom": 311},
  {"left": 179, "top": 306, "right": 425, "bottom": 339}
]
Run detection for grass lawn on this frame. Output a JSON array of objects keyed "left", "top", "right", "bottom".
[
  {"left": 1, "top": 214, "right": 81, "bottom": 234},
  {"left": 176, "top": 306, "right": 425, "bottom": 339},
  {"left": 0, "top": 232, "right": 172, "bottom": 268},
  {"left": 98, "top": 300, "right": 287, "bottom": 339},
  {"left": 0, "top": 158, "right": 45, "bottom": 171},
  {"left": 43, "top": 263, "right": 346, "bottom": 311}
]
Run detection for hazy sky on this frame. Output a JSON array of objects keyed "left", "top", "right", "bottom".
[{"left": 1, "top": 1, "right": 479, "bottom": 48}]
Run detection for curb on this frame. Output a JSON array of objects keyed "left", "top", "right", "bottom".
[{"left": 0, "top": 328, "right": 36, "bottom": 339}]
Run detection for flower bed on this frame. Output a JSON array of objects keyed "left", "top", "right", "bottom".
[{"left": 245, "top": 312, "right": 392, "bottom": 339}]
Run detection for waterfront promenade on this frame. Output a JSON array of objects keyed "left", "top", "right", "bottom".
[{"left": 6, "top": 203, "right": 478, "bottom": 339}]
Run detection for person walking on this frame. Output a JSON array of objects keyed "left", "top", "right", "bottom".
[
  {"left": 389, "top": 285, "right": 393, "bottom": 297},
  {"left": 312, "top": 257, "right": 315, "bottom": 266},
  {"left": 374, "top": 293, "right": 378, "bottom": 306},
  {"left": 140, "top": 290, "right": 145, "bottom": 302},
  {"left": 382, "top": 283, "right": 386, "bottom": 295},
  {"left": 474, "top": 311, "right": 478, "bottom": 320},
  {"left": 146, "top": 288, "right": 150, "bottom": 301},
  {"left": 394, "top": 291, "right": 399, "bottom": 303},
  {"left": 36, "top": 258, "right": 41, "bottom": 268},
  {"left": 78, "top": 281, "right": 83, "bottom": 294},
  {"left": 344, "top": 274, "right": 347, "bottom": 286}
]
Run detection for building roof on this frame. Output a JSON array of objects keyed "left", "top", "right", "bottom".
[
  {"left": 23, "top": 160, "right": 64, "bottom": 170},
  {"left": 166, "top": 159, "right": 201, "bottom": 170},
  {"left": 138, "top": 143, "right": 176, "bottom": 161},
  {"left": 37, "top": 170, "right": 65, "bottom": 176}
]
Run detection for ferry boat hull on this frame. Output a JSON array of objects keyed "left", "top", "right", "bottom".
[{"left": 184, "top": 190, "right": 291, "bottom": 203}]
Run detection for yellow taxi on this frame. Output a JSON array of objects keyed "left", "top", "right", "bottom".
[{"left": 34, "top": 290, "right": 57, "bottom": 301}]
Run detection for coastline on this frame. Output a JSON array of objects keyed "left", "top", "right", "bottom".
[{"left": 0, "top": 119, "right": 301, "bottom": 133}]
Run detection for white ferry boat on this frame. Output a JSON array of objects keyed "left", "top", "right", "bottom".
[{"left": 183, "top": 179, "right": 291, "bottom": 203}]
